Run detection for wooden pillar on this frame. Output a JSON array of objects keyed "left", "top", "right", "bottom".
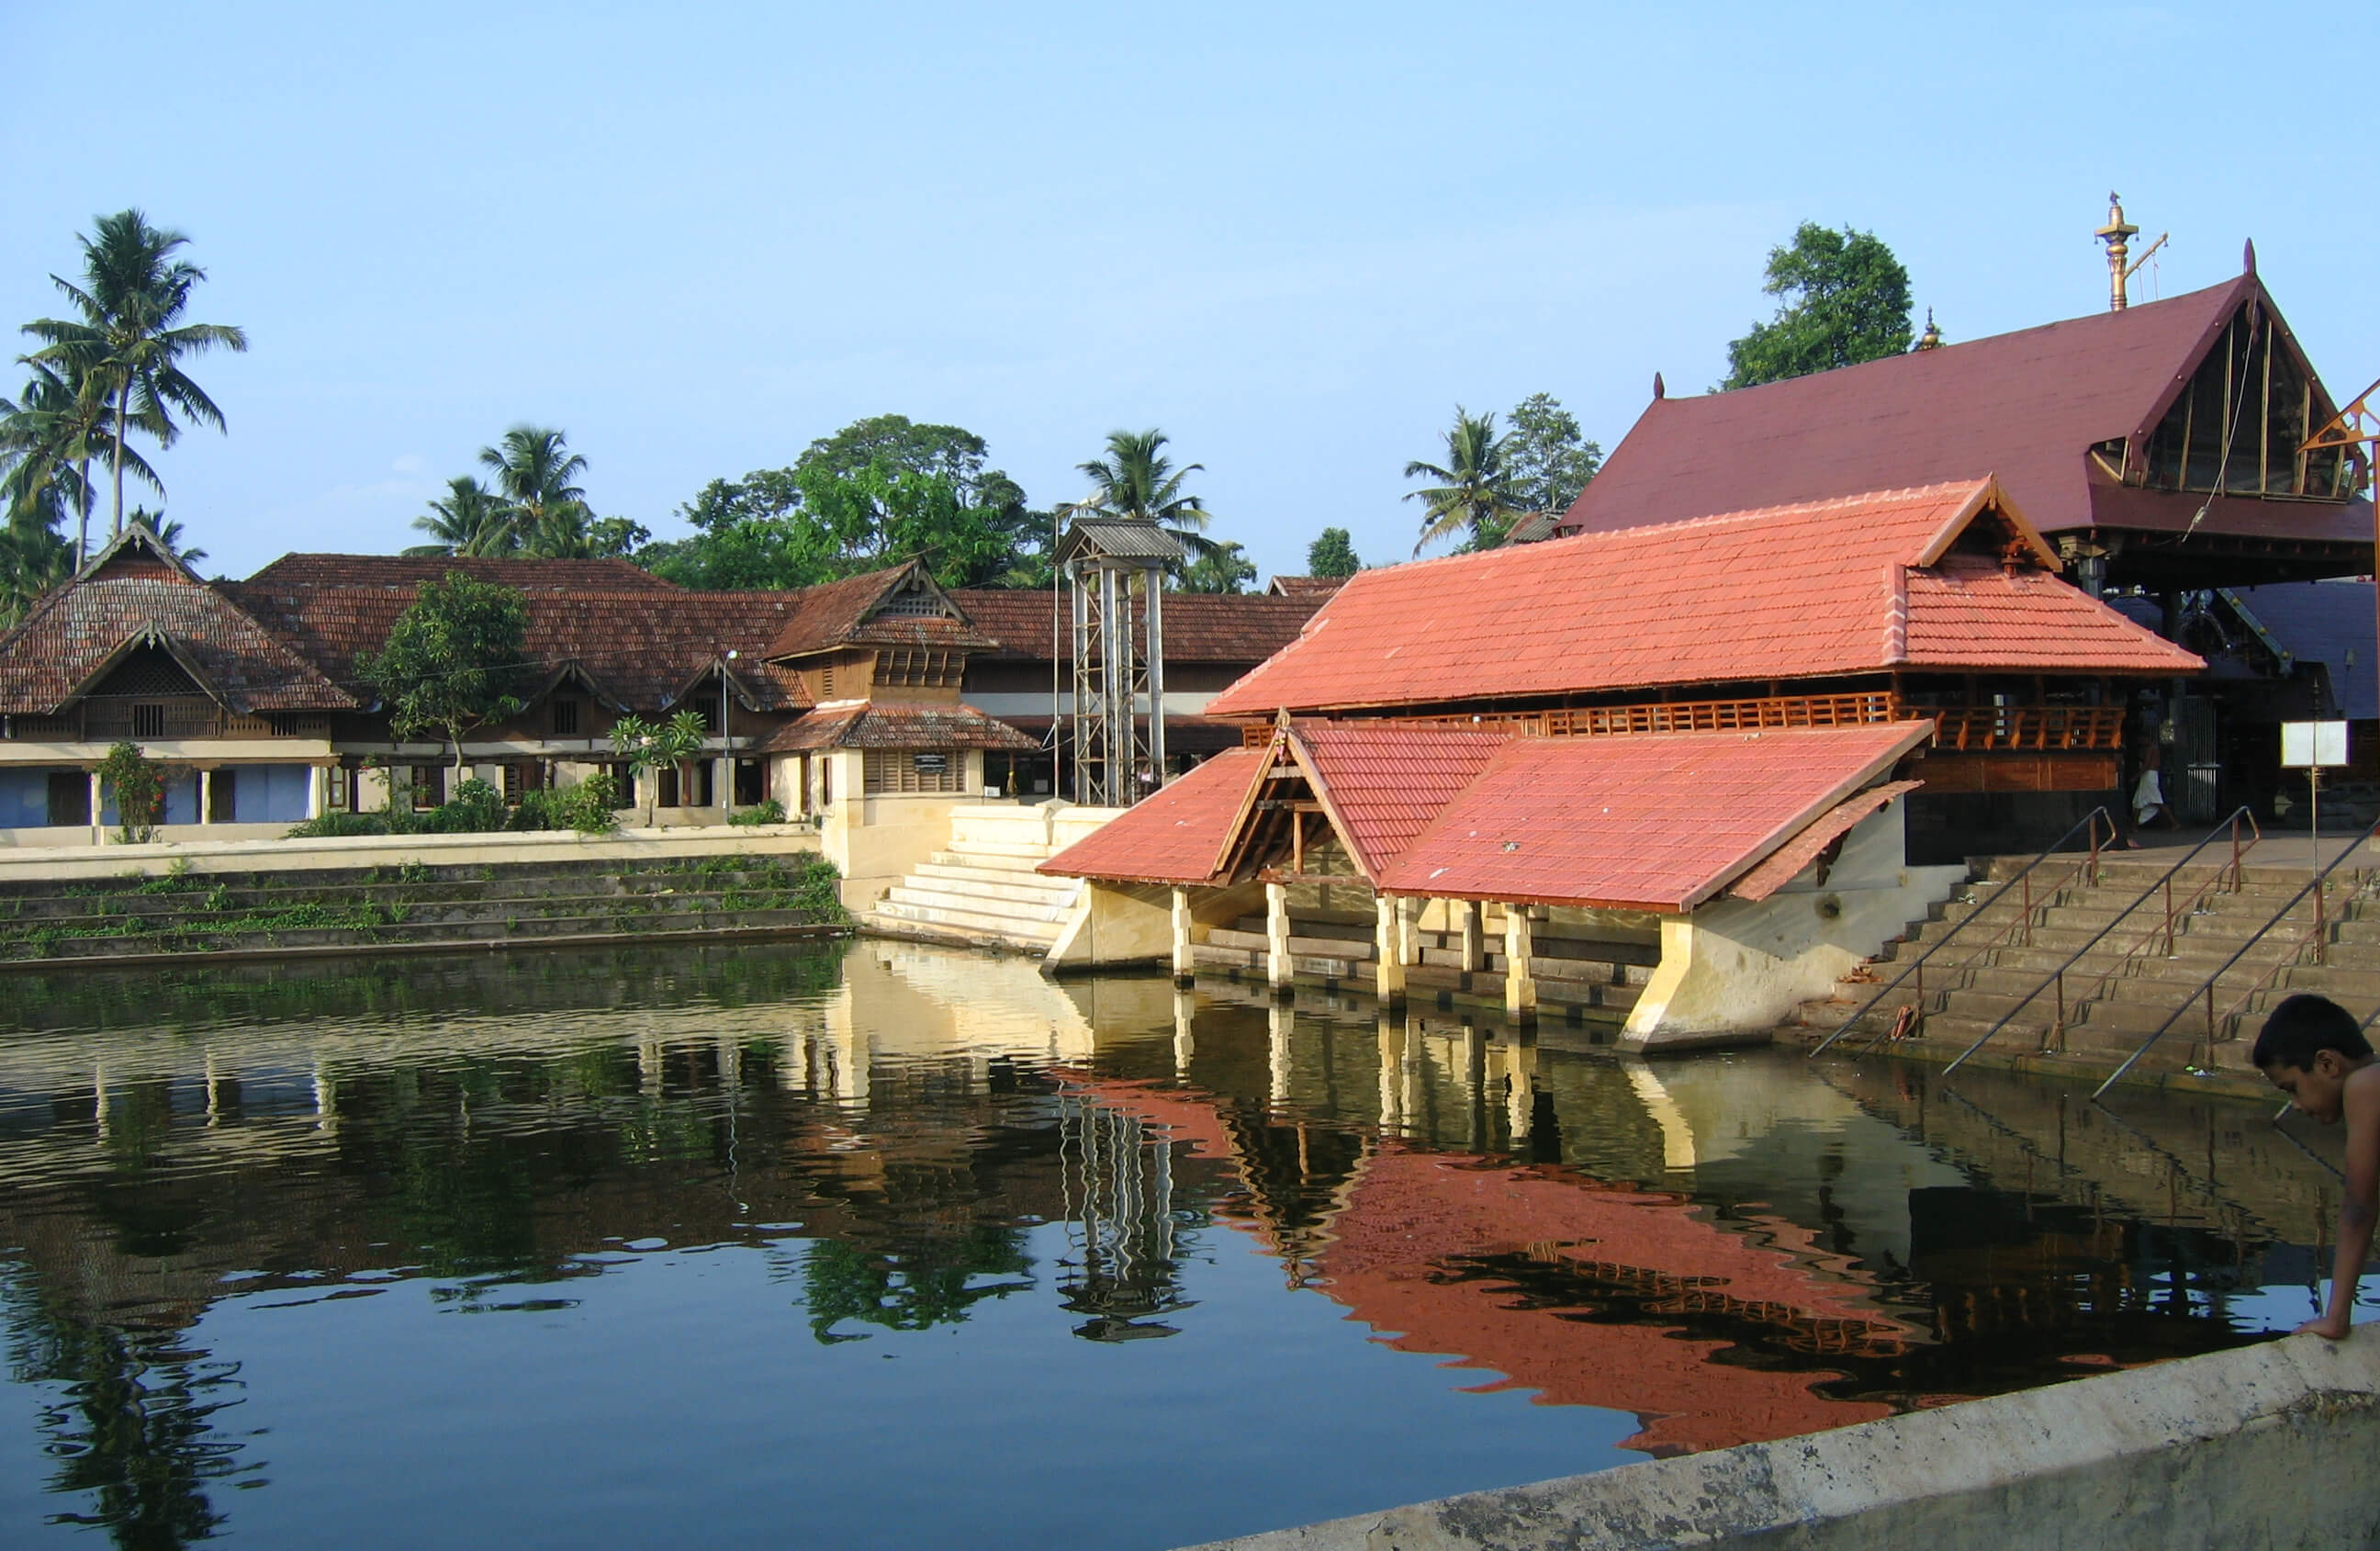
[
  {"left": 1171, "top": 886, "right": 1195, "bottom": 984},
  {"left": 1460, "top": 900, "right": 1486, "bottom": 972},
  {"left": 1265, "top": 882, "right": 1293, "bottom": 993},
  {"left": 1374, "top": 894, "right": 1406, "bottom": 1005},
  {"left": 1504, "top": 904, "right": 1537, "bottom": 1021}
]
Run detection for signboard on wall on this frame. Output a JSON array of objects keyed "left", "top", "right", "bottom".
[
  {"left": 912, "top": 752, "right": 949, "bottom": 775},
  {"left": 2282, "top": 720, "right": 2349, "bottom": 769}
]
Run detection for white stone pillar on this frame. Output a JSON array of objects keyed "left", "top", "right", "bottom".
[
  {"left": 716, "top": 754, "right": 734, "bottom": 814},
  {"left": 1373, "top": 894, "right": 1406, "bottom": 1004},
  {"left": 1397, "top": 898, "right": 1421, "bottom": 966},
  {"left": 1265, "top": 882, "right": 1293, "bottom": 991},
  {"left": 308, "top": 765, "right": 328, "bottom": 818},
  {"left": 1171, "top": 887, "right": 1195, "bottom": 983},
  {"left": 88, "top": 770, "right": 105, "bottom": 845},
  {"left": 196, "top": 769, "right": 213, "bottom": 826},
  {"left": 1460, "top": 900, "right": 1485, "bottom": 972},
  {"left": 1504, "top": 905, "right": 1537, "bottom": 1020}
]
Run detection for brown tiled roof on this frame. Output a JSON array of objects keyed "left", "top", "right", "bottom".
[
  {"left": 951, "top": 589, "right": 1321, "bottom": 664},
  {"left": 764, "top": 566, "right": 997, "bottom": 658},
  {"left": 755, "top": 701, "right": 1039, "bottom": 753},
  {"left": 224, "top": 585, "right": 812, "bottom": 713},
  {"left": 1266, "top": 575, "right": 1347, "bottom": 599},
  {"left": 1561, "top": 275, "right": 2370, "bottom": 546},
  {"left": 0, "top": 572, "right": 356, "bottom": 714},
  {"left": 1205, "top": 479, "right": 2203, "bottom": 718},
  {"left": 245, "top": 555, "right": 678, "bottom": 591}
]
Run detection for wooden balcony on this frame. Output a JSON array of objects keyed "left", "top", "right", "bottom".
[
  {"left": 1240, "top": 694, "right": 2126, "bottom": 753},
  {"left": 1928, "top": 705, "right": 2124, "bottom": 752},
  {"left": 4, "top": 698, "right": 332, "bottom": 743}
]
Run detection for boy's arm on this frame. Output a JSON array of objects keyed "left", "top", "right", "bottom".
[{"left": 2303, "top": 1073, "right": 2380, "bottom": 1339}]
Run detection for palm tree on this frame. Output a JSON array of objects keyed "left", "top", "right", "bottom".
[
  {"left": 0, "top": 356, "right": 152, "bottom": 565},
  {"left": 406, "top": 476, "right": 519, "bottom": 556},
  {"left": 1057, "top": 429, "right": 1216, "bottom": 559},
  {"left": 22, "top": 210, "right": 247, "bottom": 542},
  {"left": 125, "top": 510, "right": 207, "bottom": 568},
  {"left": 1406, "top": 407, "right": 1522, "bottom": 554},
  {"left": 0, "top": 525, "right": 73, "bottom": 628},
  {"left": 514, "top": 505, "right": 602, "bottom": 558},
  {"left": 478, "top": 426, "right": 589, "bottom": 547}
]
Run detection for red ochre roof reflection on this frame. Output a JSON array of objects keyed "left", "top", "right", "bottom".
[{"left": 1064, "top": 1074, "right": 1910, "bottom": 1457}]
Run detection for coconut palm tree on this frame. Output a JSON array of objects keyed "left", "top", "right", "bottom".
[
  {"left": 0, "top": 525, "right": 73, "bottom": 628},
  {"left": 1057, "top": 429, "right": 1216, "bottom": 559},
  {"left": 477, "top": 426, "right": 589, "bottom": 546},
  {"left": 22, "top": 210, "right": 247, "bottom": 542},
  {"left": 406, "top": 477, "right": 519, "bottom": 556},
  {"left": 1406, "top": 407, "right": 1523, "bottom": 554},
  {"left": 0, "top": 356, "right": 153, "bottom": 564},
  {"left": 125, "top": 510, "right": 206, "bottom": 568}
]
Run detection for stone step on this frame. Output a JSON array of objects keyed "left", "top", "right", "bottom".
[
  {"left": 878, "top": 885, "right": 1073, "bottom": 928},
  {"left": 933, "top": 838, "right": 1062, "bottom": 862},
  {"left": 898, "top": 865, "right": 1082, "bottom": 905},
  {"left": 870, "top": 898, "right": 1064, "bottom": 942},
  {"left": 928, "top": 849, "right": 1057, "bottom": 874}
]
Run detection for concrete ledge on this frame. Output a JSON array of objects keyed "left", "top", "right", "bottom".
[
  {"left": 1181, "top": 1330, "right": 2380, "bottom": 1550},
  {"left": 0, "top": 825, "right": 822, "bottom": 882}
]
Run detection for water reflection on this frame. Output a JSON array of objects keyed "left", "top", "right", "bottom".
[{"left": 0, "top": 941, "right": 2355, "bottom": 1549}]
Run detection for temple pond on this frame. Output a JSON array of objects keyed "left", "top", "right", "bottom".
[{"left": 0, "top": 939, "right": 2364, "bottom": 1549}]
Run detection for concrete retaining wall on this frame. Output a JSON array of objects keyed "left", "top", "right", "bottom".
[
  {"left": 1182, "top": 1329, "right": 2380, "bottom": 1551},
  {"left": 0, "top": 824, "right": 823, "bottom": 883}
]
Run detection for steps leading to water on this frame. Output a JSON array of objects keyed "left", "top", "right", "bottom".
[
  {"left": 860, "top": 804, "right": 1095, "bottom": 955},
  {"left": 0, "top": 854, "right": 849, "bottom": 966},
  {"left": 1793, "top": 851, "right": 2380, "bottom": 1078}
]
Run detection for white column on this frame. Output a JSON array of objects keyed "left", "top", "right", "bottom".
[
  {"left": 196, "top": 769, "right": 213, "bottom": 825},
  {"left": 1504, "top": 905, "right": 1537, "bottom": 1020},
  {"left": 1460, "top": 900, "right": 1485, "bottom": 972},
  {"left": 87, "top": 770, "right": 104, "bottom": 845},
  {"left": 1265, "top": 882, "right": 1293, "bottom": 991},
  {"left": 308, "top": 765, "right": 328, "bottom": 818},
  {"left": 1171, "top": 887, "right": 1195, "bottom": 983},
  {"left": 716, "top": 754, "right": 734, "bottom": 813},
  {"left": 1397, "top": 898, "right": 1421, "bottom": 966},
  {"left": 1374, "top": 894, "right": 1406, "bottom": 1004}
]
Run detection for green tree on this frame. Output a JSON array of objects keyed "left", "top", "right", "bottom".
[
  {"left": 1060, "top": 429, "right": 1216, "bottom": 562},
  {"left": 0, "top": 524, "right": 73, "bottom": 627},
  {"left": 22, "top": 209, "right": 247, "bottom": 542},
  {"left": 799, "top": 413, "right": 988, "bottom": 497},
  {"left": 1721, "top": 223, "right": 1913, "bottom": 389},
  {"left": 477, "top": 426, "right": 589, "bottom": 541},
  {"left": 1175, "top": 539, "right": 1256, "bottom": 593},
  {"left": 1503, "top": 392, "right": 1601, "bottom": 517},
  {"left": 0, "top": 356, "right": 148, "bottom": 564},
  {"left": 359, "top": 573, "right": 533, "bottom": 774},
  {"left": 1306, "top": 526, "right": 1360, "bottom": 578},
  {"left": 124, "top": 509, "right": 205, "bottom": 568},
  {"left": 406, "top": 476, "right": 518, "bottom": 557},
  {"left": 1406, "top": 407, "right": 1522, "bottom": 554}
]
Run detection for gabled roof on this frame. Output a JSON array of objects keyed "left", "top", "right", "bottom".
[
  {"left": 1037, "top": 747, "right": 1271, "bottom": 885},
  {"left": 1286, "top": 721, "right": 1508, "bottom": 878},
  {"left": 763, "top": 564, "right": 996, "bottom": 658},
  {"left": 755, "top": 702, "right": 1038, "bottom": 754},
  {"left": 1266, "top": 575, "right": 1347, "bottom": 599},
  {"left": 246, "top": 555, "right": 677, "bottom": 591},
  {"left": 1562, "top": 275, "right": 2368, "bottom": 546},
  {"left": 1206, "top": 479, "right": 2200, "bottom": 717},
  {"left": 1055, "top": 517, "right": 1188, "bottom": 565},
  {"left": 952, "top": 589, "right": 1322, "bottom": 664}
]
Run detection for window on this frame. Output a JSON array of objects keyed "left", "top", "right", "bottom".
[
  {"left": 132, "top": 703, "right": 166, "bottom": 738},
  {"left": 878, "top": 588, "right": 943, "bottom": 618},
  {"left": 876, "top": 650, "right": 961, "bottom": 689},
  {"left": 502, "top": 763, "right": 523, "bottom": 803},
  {"left": 411, "top": 766, "right": 443, "bottom": 811},
  {"left": 551, "top": 698, "right": 579, "bottom": 736},
  {"left": 733, "top": 758, "right": 767, "bottom": 806},
  {"left": 863, "top": 749, "right": 964, "bottom": 794},
  {"left": 328, "top": 765, "right": 352, "bottom": 811},
  {"left": 656, "top": 764, "right": 679, "bottom": 808}
]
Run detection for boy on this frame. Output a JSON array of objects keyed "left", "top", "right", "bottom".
[{"left": 2255, "top": 993, "right": 2380, "bottom": 1338}]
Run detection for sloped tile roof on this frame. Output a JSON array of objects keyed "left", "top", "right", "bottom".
[
  {"left": 246, "top": 555, "right": 677, "bottom": 590},
  {"left": 2227, "top": 579, "right": 2378, "bottom": 720},
  {"left": 0, "top": 573, "right": 356, "bottom": 714},
  {"left": 1207, "top": 480, "right": 2200, "bottom": 717},
  {"left": 1289, "top": 721, "right": 1508, "bottom": 878},
  {"left": 1374, "top": 723, "right": 1936, "bottom": 912},
  {"left": 763, "top": 566, "right": 997, "bottom": 657},
  {"left": 1562, "top": 275, "right": 2369, "bottom": 546},
  {"left": 1038, "top": 747, "right": 1269, "bottom": 884},
  {"left": 1266, "top": 575, "right": 1347, "bottom": 599},
  {"left": 1729, "top": 780, "right": 1921, "bottom": 902},
  {"left": 952, "top": 589, "right": 1321, "bottom": 664},
  {"left": 755, "top": 701, "right": 1039, "bottom": 753}
]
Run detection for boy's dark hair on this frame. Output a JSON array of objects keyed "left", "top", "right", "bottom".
[{"left": 2253, "top": 994, "right": 2372, "bottom": 1070}]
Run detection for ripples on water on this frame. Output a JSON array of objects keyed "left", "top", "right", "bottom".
[{"left": 0, "top": 940, "right": 2361, "bottom": 1549}]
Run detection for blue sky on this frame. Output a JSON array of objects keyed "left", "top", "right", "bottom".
[{"left": 4, "top": 1, "right": 2374, "bottom": 583}]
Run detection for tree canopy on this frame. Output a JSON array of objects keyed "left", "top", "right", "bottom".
[
  {"left": 405, "top": 428, "right": 646, "bottom": 560},
  {"left": 1406, "top": 407, "right": 1523, "bottom": 554},
  {"left": 1306, "top": 527, "right": 1360, "bottom": 578},
  {"left": 1175, "top": 539, "right": 1256, "bottom": 593},
  {"left": 1721, "top": 223, "right": 1913, "bottom": 389},
  {"left": 1503, "top": 392, "right": 1600, "bottom": 516},
  {"left": 360, "top": 573, "right": 533, "bottom": 770}
]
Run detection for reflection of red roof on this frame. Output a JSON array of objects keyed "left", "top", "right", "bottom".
[
  {"left": 1290, "top": 721, "right": 1508, "bottom": 878},
  {"left": 1207, "top": 479, "right": 2201, "bottom": 718},
  {"left": 1039, "top": 747, "right": 1268, "bottom": 884},
  {"left": 1375, "top": 723, "right": 1934, "bottom": 911},
  {"left": 1315, "top": 1149, "right": 1898, "bottom": 1455},
  {"left": 1562, "top": 275, "right": 2368, "bottom": 547}
]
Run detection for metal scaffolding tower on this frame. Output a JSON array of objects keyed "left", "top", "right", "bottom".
[{"left": 1056, "top": 517, "right": 1185, "bottom": 806}]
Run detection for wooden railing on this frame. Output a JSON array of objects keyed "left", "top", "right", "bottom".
[
  {"left": 5, "top": 704, "right": 332, "bottom": 741},
  {"left": 1241, "top": 693, "right": 2125, "bottom": 751}
]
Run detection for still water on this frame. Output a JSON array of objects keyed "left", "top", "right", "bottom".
[{"left": 0, "top": 939, "right": 2361, "bottom": 1549}]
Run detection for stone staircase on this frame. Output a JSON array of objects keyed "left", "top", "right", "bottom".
[
  {"left": 861, "top": 804, "right": 1095, "bottom": 956},
  {"left": 1194, "top": 899, "right": 1656, "bottom": 1017},
  {"left": 0, "top": 854, "right": 849, "bottom": 967},
  {"left": 1795, "top": 851, "right": 2380, "bottom": 1078}
]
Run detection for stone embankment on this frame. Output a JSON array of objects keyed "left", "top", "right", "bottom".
[
  {"left": 0, "top": 854, "right": 848, "bottom": 969},
  {"left": 1791, "top": 853, "right": 2380, "bottom": 1096},
  {"left": 1184, "top": 1328, "right": 2380, "bottom": 1550}
]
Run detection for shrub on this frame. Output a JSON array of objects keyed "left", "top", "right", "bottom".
[
  {"left": 558, "top": 772, "right": 623, "bottom": 835},
  {"left": 728, "top": 798, "right": 787, "bottom": 827},
  {"left": 285, "top": 811, "right": 399, "bottom": 839},
  {"left": 96, "top": 741, "right": 174, "bottom": 844},
  {"left": 428, "top": 777, "right": 508, "bottom": 834},
  {"left": 508, "top": 788, "right": 569, "bottom": 832}
]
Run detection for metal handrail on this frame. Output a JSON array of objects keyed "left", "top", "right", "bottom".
[
  {"left": 1808, "top": 806, "right": 2116, "bottom": 1057},
  {"left": 2091, "top": 813, "right": 2380, "bottom": 1100},
  {"left": 1941, "top": 808, "right": 2260, "bottom": 1077}
]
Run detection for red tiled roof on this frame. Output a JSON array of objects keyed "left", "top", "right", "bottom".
[
  {"left": 952, "top": 589, "right": 1321, "bottom": 664},
  {"left": 765, "top": 566, "right": 997, "bottom": 658},
  {"left": 246, "top": 555, "right": 677, "bottom": 590},
  {"left": 0, "top": 571, "right": 356, "bottom": 714},
  {"left": 1038, "top": 748, "right": 1269, "bottom": 885},
  {"left": 1374, "top": 723, "right": 1936, "bottom": 912},
  {"left": 755, "top": 701, "right": 1039, "bottom": 753},
  {"left": 1729, "top": 780, "right": 1921, "bottom": 902},
  {"left": 1288, "top": 721, "right": 1508, "bottom": 878},
  {"left": 1206, "top": 480, "right": 2201, "bottom": 717},
  {"left": 1562, "top": 275, "right": 2369, "bottom": 546}
]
